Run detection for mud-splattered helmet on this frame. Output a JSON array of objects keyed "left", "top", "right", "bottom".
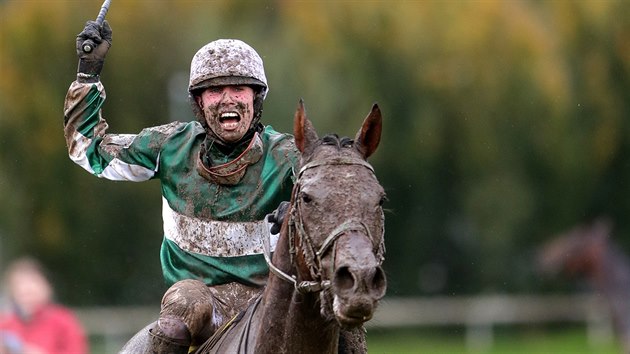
[{"left": 188, "top": 39, "right": 268, "bottom": 129}]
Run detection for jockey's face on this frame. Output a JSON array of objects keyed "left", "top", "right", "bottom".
[{"left": 196, "top": 85, "right": 255, "bottom": 144}]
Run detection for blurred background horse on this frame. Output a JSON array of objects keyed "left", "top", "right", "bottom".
[{"left": 538, "top": 217, "right": 630, "bottom": 353}]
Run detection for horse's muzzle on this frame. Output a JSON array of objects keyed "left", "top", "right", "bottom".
[{"left": 330, "top": 233, "right": 387, "bottom": 327}]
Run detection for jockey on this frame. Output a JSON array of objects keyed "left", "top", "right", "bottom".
[
  {"left": 65, "top": 20, "right": 368, "bottom": 354},
  {"left": 64, "top": 21, "right": 298, "bottom": 353}
]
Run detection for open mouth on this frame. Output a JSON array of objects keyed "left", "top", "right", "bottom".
[{"left": 219, "top": 111, "right": 241, "bottom": 130}]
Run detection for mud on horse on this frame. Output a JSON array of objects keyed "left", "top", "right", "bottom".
[
  {"left": 192, "top": 101, "right": 387, "bottom": 353},
  {"left": 538, "top": 217, "right": 630, "bottom": 353}
]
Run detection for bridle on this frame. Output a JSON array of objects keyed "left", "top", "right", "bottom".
[{"left": 262, "top": 156, "right": 385, "bottom": 294}]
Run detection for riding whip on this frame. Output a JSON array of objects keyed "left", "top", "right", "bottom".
[{"left": 82, "top": 0, "right": 112, "bottom": 53}]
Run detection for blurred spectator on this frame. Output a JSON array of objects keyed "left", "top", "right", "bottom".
[{"left": 0, "top": 257, "right": 88, "bottom": 354}]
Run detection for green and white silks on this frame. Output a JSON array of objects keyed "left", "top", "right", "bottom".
[{"left": 63, "top": 81, "right": 299, "bottom": 287}]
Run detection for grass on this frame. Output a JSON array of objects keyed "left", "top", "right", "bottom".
[
  {"left": 366, "top": 325, "right": 621, "bottom": 354},
  {"left": 89, "top": 325, "right": 622, "bottom": 353}
]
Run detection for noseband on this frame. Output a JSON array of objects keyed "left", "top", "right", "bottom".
[{"left": 262, "top": 157, "right": 385, "bottom": 294}]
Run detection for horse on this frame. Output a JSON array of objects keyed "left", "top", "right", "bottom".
[
  {"left": 191, "top": 100, "right": 387, "bottom": 353},
  {"left": 537, "top": 216, "right": 630, "bottom": 352}
]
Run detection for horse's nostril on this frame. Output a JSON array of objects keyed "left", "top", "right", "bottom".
[
  {"left": 370, "top": 266, "right": 387, "bottom": 299},
  {"left": 333, "top": 266, "right": 355, "bottom": 292}
]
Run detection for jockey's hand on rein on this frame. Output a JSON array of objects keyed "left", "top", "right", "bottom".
[{"left": 267, "top": 201, "right": 290, "bottom": 235}]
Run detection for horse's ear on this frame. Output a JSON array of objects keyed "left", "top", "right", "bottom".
[
  {"left": 294, "top": 99, "right": 319, "bottom": 153},
  {"left": 354, "top": 103, "right": 382, "bottom": 159}
]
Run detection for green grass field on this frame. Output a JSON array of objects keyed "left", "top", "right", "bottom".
[
  {"left": 367, "top": 326, "right": 621, "bottom": 354},
  {"left": 89, "top": 325, "right": 622, "bottom": 353}
]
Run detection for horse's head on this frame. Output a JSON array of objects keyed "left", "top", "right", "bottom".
[
  {"left": 289, "top": 100, "right": 387, "bottom": 328},
  {"left": 537, "top": 217, "right": 612, "bottom": 277}
]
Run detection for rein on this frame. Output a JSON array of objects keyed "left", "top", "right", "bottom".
[{"left": 262, "top": 156, "right": 383, "bottom": 294}]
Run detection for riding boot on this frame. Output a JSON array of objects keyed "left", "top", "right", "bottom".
[
  {"left": 338, "top": 326, "right": 367, "bottom": 354},
  {"left": 148, "top": 317, "right": 191, "bottom": 354}
]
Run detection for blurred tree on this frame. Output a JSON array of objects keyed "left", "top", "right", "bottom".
[{"left": 0, "top": 0, "right": 628, "bottom": 304}]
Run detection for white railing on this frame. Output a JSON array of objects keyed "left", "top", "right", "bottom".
[
  {"left": 75, "top": 293, "right": 615, "bottom": 352},
  {"left": 367, "top": 293, "right": 614, "bottom": 351}
]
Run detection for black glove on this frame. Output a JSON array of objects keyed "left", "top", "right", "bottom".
[
  {"left": 267, "top": 201, "right": 290, "bottom": 235},
  {"left": 76, "top": 20, "right": 112, "bottom": 82}
]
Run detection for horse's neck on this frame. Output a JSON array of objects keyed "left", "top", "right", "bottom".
[
  {"left": 287, "top": 293, "right": 339, "bottom": 352},
  {"left": 255, "top": 223, "right": 339, "bottom": 353}
]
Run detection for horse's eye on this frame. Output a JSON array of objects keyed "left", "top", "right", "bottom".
[
  {"left": 301, "top": 193, "right": 313, "bottom": 203},
  {"left": 378, "top": 195, "right": 388, "bottom": 207}
]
